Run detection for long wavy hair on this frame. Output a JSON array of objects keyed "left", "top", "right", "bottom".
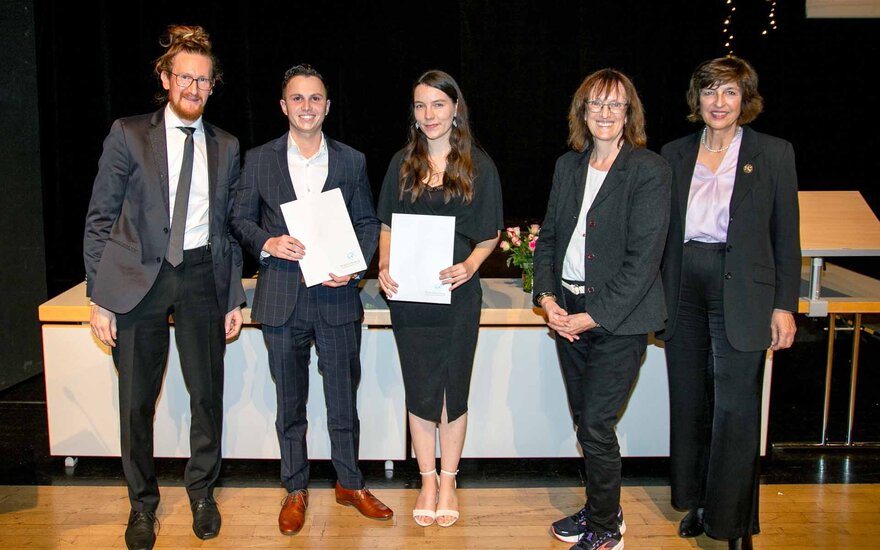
[
  {"left": 399, "top": 70, "right": 476, "bottom": 204},
  {"left": 153, "top": 25, "right": 221, "bottom": 103}
]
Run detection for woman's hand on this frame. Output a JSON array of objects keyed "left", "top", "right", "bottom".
[
  {"left": 440, "top": 259, "right": 477, "bottom": 291},
  {"left": 541, "top": 297, "right": 599, "bottom": 342},
  {"left": 770, "top": 309, "right": 796, "bottom": 350},
  {"left": 377, "top": 267, "right": 399, "bottom": 297}
]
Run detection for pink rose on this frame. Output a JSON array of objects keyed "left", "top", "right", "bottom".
[
  {"left": 512, "top": 226, "right": 521, "bottom": 236},
  {"left": 500, "top": 240, "right": 511, "bottom": 251},
  {"left": 529, "top": 224, "right": 540, "bottom": 235},
  {"left": 512, "top": 236, "right": 521, "bottom": 247},
  {"left": 528, "top": 240, "right": 536, "bottom": 251}
]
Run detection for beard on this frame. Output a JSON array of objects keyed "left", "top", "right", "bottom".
[{"left": 168, "top": 93, "right": 206, "bottom": 123}]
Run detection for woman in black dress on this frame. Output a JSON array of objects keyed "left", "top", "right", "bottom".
[{"left": 377, "top": 70, "right": 502, "bottom": 528}]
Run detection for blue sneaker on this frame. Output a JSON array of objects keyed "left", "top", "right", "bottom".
[
  {"left": 551, "top": 506, "right": 626, "bottom": 543},
  {"left": 572, "top": 529, "right": 623, "bottom": 550}
]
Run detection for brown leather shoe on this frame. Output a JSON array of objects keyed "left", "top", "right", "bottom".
[
  {"left": 278, "top": 489, "right": 308, "bottom": 535},
  {"left": 334, "top": 481, "right": 393, "bottom": 520}
]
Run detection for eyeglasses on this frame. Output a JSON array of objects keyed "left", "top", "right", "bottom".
[
  {"left": 585, "top": 100, "right": 628, "bottom": 114},
  {"left": 169, "top": 72, "right": 215, "bottom": 91}
]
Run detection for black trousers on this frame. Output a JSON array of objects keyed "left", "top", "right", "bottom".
[
  {"left": 261, "top": 280, "right": 364, "bottom": 492},
  {"left": 665, "top": 241, "right": 764, "bottom": 540},
  {"left": 112, "top": 246, "right": 225, "bottom": 512},
  {"left": 556, "top": 288, "right": 646, "bottom": 534}
]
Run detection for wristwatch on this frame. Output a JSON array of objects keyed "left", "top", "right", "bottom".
[{"left": 535, "top": 292, "right": 556, "bottom": 307}]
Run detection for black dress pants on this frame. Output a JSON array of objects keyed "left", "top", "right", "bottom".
[
  {"left": 112, "top": 246, "right": 225, "bottom": 512},
  {"left": 556, "top": 288, "right": 647, "bottom": 534},
  {"left": 665, "top": 241, "right": 764, "bottom": 540}
]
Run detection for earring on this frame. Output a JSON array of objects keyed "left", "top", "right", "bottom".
[
  {"left": 414, "top": 122, "right": 420, "bottom": 130},
  {"left": 452, "top": 116, "right": 458, "bottom": 128}
]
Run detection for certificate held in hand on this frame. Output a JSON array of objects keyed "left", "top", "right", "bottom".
[
  {"left": 389, "top": 213, "right": 455, "bottom": 304},
  {"left": 280, "top": 188, "right": 367, "bottom": 287}
]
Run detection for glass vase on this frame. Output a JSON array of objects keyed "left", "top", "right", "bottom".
[{"left": 521, "top": 263, "right": 534, "bottom": 294}]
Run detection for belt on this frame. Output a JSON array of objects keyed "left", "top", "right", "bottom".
[{"left": 561, "top": 280, "right": 585, "bottom": 295}]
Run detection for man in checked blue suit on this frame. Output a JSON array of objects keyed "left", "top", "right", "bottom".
[{"left": 230, "top": 64, "right": 391, "bottom": 535}]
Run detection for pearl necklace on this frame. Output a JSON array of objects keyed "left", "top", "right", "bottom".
[{"left": 701, "top": 126, "right": 741, "bottom": 153}]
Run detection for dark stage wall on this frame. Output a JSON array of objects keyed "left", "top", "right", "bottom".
[
  {"left": 27, "top": 1, "right": 880, "bottom": 294},
  {"left": 1, "top": 0, "right": 46, "bottom": 389}
]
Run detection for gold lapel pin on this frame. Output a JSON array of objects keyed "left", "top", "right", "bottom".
[{"left": 743, "top": 163, "right": 754, "bottom": 174}]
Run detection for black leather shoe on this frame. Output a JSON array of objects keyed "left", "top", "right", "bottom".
[
  {"left": 678, "top": 507, "right": 705, "bottom": 538},
  {"left": 124, "top": 510, "right": 157, "bottom": 550},
  {"left": 728, "top": 534, "right": 753, "bottom": 549},
  {"left": 191, "top": 498, "right": 221, "bottom": 540}
]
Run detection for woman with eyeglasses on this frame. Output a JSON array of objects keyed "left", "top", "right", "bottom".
[
  {"left": 533, "top": 69, "right": 670, "bottom": 550},
  {"left": 657, "top": 56, "right": 800, "bottom": 550},
  {"left": 376, "top": 70, "right": 502, "bottom": 528}
]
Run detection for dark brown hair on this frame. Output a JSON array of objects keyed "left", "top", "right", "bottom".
[
  {"left": 686, "top": 56, "right": 763, "bottom": 124},
  {"left": 399, "top": 70, "right": 476, "bottom": 204},
  {"left": 568, "top": 68, "right": 646, "bottom": 151},
  {"left": 153, "top": 25, "right": 221, "bottom": 102},
  {"left": 281, "top": 64, "right": 328, "bottom": 98}
]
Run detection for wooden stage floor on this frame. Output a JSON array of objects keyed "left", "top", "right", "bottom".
[{"left": 1, "top": 484, "right": 878, "bottom": 549}]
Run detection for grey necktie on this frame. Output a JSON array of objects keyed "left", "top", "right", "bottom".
[{"left": 166, "top": 126, "right": 196, "bottom": 267}]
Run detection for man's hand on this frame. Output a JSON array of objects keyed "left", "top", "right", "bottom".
[
  {"left": 770, "top": 309, "right": 796, "bottom": 351},
  {"left": 263, "top": 235, "right": 305, "bottom": 261},
  {"left": 90, "top": 304, "right": 117, "bottom": 348},
  {"left": 322, "top": 273, "right": 353, "bottom": 288},
  {"left": 225, "top": 307, "right": 243, "bottom": 340}
]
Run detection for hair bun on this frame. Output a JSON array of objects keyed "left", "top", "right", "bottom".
[{"left": 160, "top": 24, "right": 212, "bottom": 52}]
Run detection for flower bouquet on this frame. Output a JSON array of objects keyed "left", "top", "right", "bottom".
[{"left": 499, "top": 224, "right": 540, "bottom": 293}]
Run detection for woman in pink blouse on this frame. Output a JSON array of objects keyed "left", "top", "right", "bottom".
[{"left": 658, "top": 56, "right": 801, "bottom": 550}]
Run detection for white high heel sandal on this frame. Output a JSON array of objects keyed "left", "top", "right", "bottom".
[
  {"left": 436, "top": 469, "right": 460, "bottom": 528},
  {"left": 412, "top": 469, "right": 438, "bottom": 527}
]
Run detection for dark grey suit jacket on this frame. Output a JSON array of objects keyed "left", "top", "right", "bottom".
[
  {"left": 533, "top": 143, "right": 672, "bottom": 335},
  {"left": 657, "top": 126, "right": 801, "bottom": 351},
  {"left": 230, "top": 133, "right": 379, "bottom": 328},
  {"left": 83, "top": 108, "right": 245, "bottom": 315}
]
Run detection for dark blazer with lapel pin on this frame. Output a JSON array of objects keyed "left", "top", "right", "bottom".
[
  {"left": 230, "top": 133, "right": 379, "bottom": 327},
  {"left": 84, "top": 108, "right": 245, "bottom": 315},
  {"left": 657, "top": 126, "right": 801, "bottom": 351},
  {"left": 533, "top": 143, "right": 672, "bottom": 335}
]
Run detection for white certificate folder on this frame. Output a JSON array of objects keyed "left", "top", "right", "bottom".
[
  {"left": 389, "top": 213, "right": 455, "bottom": 304},
  {"left": 280, "top": 188, "right": 367, "bottom": 287}
]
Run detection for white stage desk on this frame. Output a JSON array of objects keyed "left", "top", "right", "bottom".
[
  {"left": 40, "top": 268, "right": 878, "bottom": 462},
  {"left": 39, "top": 278, "right": 671, "bottom": 462}
]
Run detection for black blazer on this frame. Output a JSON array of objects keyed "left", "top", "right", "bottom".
[
  {"left": 657, "top": 126, "right": 801, "bottom": 351},
  {"left": 230, "top": 133, "right": 379, "bottom": 328},
  {"left": 83, "top": 108, "right": 245, "bottom": 314},
  {"left": 533, "top": 143, "right": 671, "bottom": 335}
]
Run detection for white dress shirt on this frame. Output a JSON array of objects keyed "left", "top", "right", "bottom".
[
  {"left": 562, "top": 166, "right": 608, "bottom": 281},
  {"left": 164, "top": 104, "right": 210, "bottom": 250},
  {"left": 287, "top": 132, "right": 328, "bottom": 199}
]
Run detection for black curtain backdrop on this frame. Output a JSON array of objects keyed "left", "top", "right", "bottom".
[{"left": 34, "top": 0, "right": 880, "bottom": 296}]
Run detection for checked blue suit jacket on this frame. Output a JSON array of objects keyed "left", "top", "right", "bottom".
[{"left": 230, "top": 133, "right": 379, "bottom": 327}]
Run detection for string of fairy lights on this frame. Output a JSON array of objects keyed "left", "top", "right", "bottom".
[{"left": 722, "top": 0, "right": 778, "bottom": 56}]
